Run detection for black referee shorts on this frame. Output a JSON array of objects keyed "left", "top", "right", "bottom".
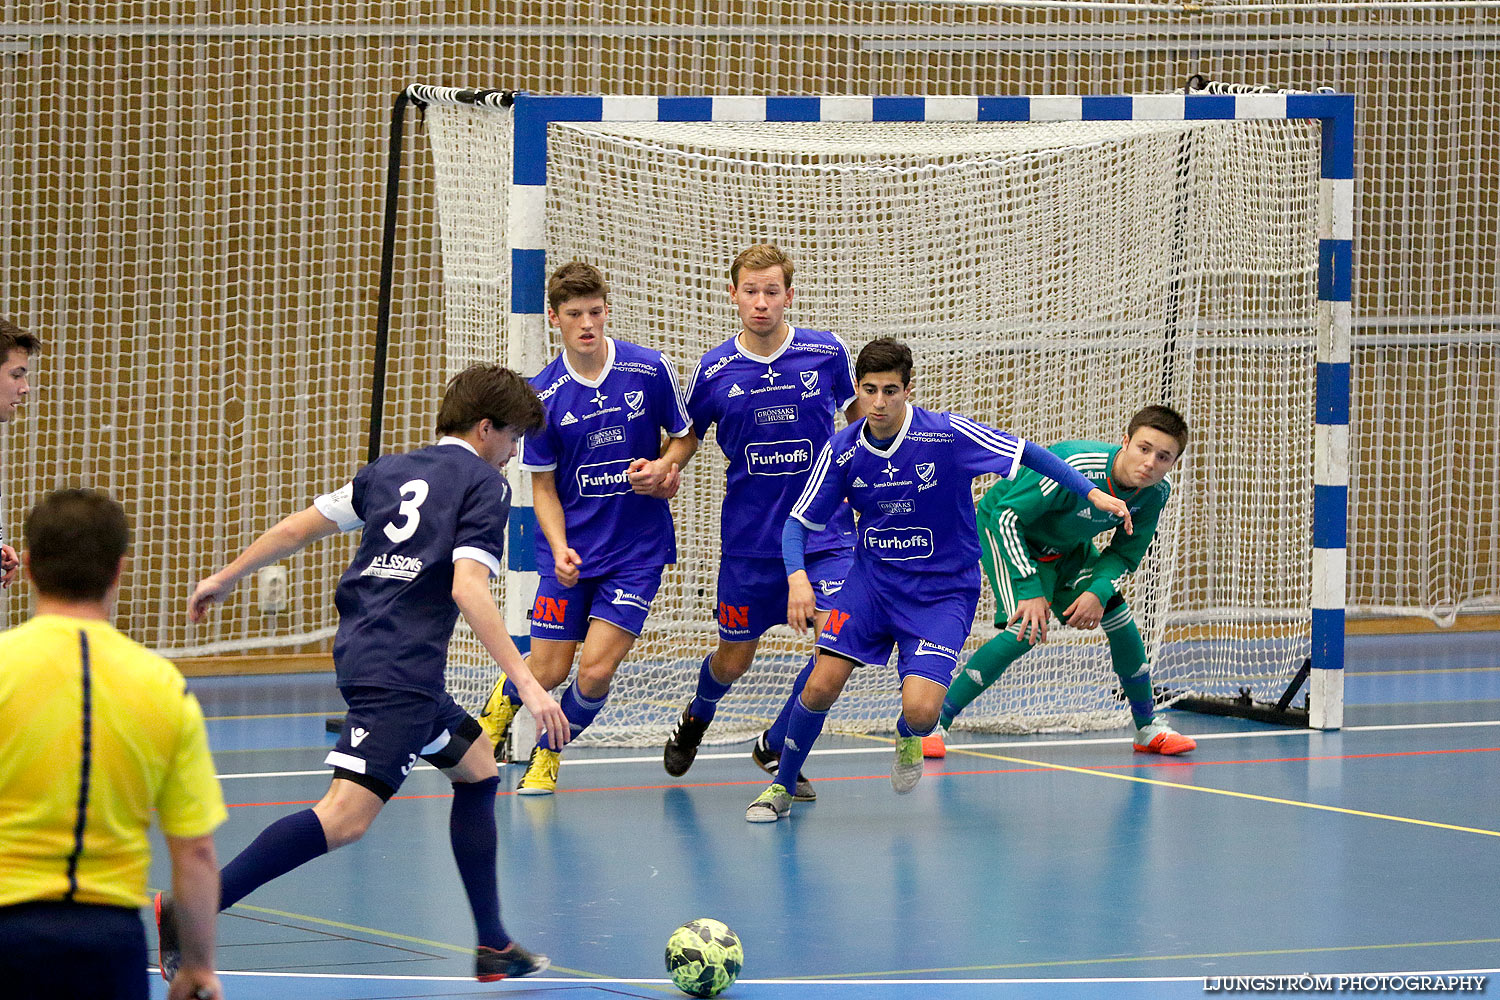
[{"left": 0, "top": 901, "right": 147, "bottom": 999}]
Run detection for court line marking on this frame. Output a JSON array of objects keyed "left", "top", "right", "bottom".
[
  {"left": 944, "top": 745, "right": 1500, "bottom": 838},
  {"left": 213, "top": 718, "right": 1500, "bottom": 779},
  {"left": 223, "top": 903, "right": 605, "bottom": 979}
]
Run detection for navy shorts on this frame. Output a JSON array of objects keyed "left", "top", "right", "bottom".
[
  {"left": 815, "top": 563, "right": 980, "bottom": 687},
  {"left": 715, "top": 550, "right": 854, "bottom": 641},
  {"left": 326, "top": 686, "right": 481, "bottom": 800},
  {"left": 528, "top": 564, "right": 665, "bottom": 642},
  {"left": 0, "top": 902, "right": 146, "bottom": 999}
]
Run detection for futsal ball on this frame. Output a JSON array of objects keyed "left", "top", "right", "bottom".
[{"left": 665, "top": 918, "right": 743, "bottom": 998}]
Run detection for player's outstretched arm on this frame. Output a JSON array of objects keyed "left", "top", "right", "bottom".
[
  {"left": 451, "top": 558, "right": 571, "bottom": 750},
  {"left": 1013, "top": 440, "right": 1133, "bottom": 535},
  {"left": 189, "top": 506, "right": 340, "bottom": 622},
  {"left": 530, "top": 470, "right": 582, "bottom": 587}
]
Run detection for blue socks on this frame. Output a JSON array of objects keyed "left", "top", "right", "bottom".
[
  {"left": 765, "top": 655, "right": 816, "bottom": 753},
  {"left": 688, "top": 653, "right": 733, "bottom": 723},
  {"left": 219, "top": 808, "right": 328, "bottom": 910},
  {"left": 556, "top": 682, "right": 607, "bottom": 746},
  {"left": 896, "top": 714, "right": 936, "bottom": 739},
  {"left": 774, "top": 696, "right": 828, "bottom": 791},
  {"left": 449, "top": 776, "right": 510, "bottom": 951}
]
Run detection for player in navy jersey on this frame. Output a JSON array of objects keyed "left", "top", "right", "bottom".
[
  {"left": 662, "top": 244, "right": 861, "bottom": 802},
  {"left": 161, "top": 365, "right": 567, "bottom": 982},
  {"left": 745, "top": 338, "right": 1132, "bottom": 822},
  {"left": 478, "top": 262, "right": 696, "bottom": 794},
  {"left": 0, "top": 319, "right": 39, "bottom": 589}
]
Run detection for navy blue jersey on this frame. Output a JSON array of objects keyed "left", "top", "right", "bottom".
[
  {"left": 315, "top": 438, "right": 511, "bottom": 694},
  {"left": 791, "top": 406, "right": 1027, "bottom": 586},
  {"left": 520, "top": 339, "right": 691, "bottom": 577},
  {"left": 686, "top": 327, "right": 857, "bottom": 558}
]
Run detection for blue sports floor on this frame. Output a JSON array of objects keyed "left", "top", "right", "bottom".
[{"left": 147, "top": 632, "right": 1500, "bottom": 999}]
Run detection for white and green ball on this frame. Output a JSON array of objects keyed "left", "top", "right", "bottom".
[{"left": 665, "top": 918, "right": 744, "bottom": 998}]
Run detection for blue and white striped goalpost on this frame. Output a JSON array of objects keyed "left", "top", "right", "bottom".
[{"left": 398, "top": 87, "right": 1353, "bottom": 732}]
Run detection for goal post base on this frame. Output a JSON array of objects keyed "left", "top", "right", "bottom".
[{"left": 1167, "top": 657, "right": 1313, "bottom": 728}]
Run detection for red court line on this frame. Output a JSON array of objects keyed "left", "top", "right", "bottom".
[{"left": 223, "top": 745, "right": 1499, "bottom": 809}]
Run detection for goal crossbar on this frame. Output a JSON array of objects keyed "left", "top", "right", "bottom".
[{"left": 398, "top": 85, "right": 1354, "bottom": 732}]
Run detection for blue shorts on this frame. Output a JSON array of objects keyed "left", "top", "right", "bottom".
[
  {"left": 716, "top": 550, "right": 854, "bottom": 642},
  {"left": 529, "top": 565, "right": 665, "bottom": 642},
  {"left": 815, "top": 563, "right": 980, "bottom": 687},
  {"left": 326, "top": 686, "right": 480, "bottom": 800}
]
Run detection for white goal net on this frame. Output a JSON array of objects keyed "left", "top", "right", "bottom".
[{"left": 422, "top": 98, "right": 1321, "bottom": 744}]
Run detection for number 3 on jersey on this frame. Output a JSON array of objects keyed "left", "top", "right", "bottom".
[{"left": 383, "top": 479, "right": 430, "bottom": 543}]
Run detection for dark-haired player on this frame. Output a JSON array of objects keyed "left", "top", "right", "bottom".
[
  {"left": 161, "top": 364, "right": 567, "bottom": 981},
  {"left": 746, "top": 338, "right": 1131, "bottom": 822}
]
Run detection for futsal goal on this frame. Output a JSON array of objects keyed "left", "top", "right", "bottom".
[{"left": 382, "top": 86, "right": 1352, "bottom": 744}]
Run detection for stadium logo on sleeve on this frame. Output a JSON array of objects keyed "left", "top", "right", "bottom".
[
  {"left": 625, "top": 390, "right": 645, "bottom": 412},
  {"left": 863, "top": 526, "right": 934, "bottom": 560},
  {"left": 586, "top": 426, "right": 626, "bottom": 449},
  {"left": 576, "top": 460, "right": 633, "bottom": 497},
  {"left": 702, "top": 354, "right": 736, "bottom": 380},
  {"left": 744, "top": 439, "right": 813, "bottom": 476},
  {"left": 753, "top": 405, "right": 798, "bottom": 426}
]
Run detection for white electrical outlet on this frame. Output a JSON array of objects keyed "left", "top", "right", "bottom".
[{"left": 256, "top": 565, "right": 288, "bottom": 613}]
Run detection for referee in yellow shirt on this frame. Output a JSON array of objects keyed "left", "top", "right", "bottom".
[{"left": 0, "top": 489, "right": 227, "bottom": 1000}]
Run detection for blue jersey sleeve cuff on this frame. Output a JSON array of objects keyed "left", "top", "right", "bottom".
[
  {"left": 313, "top": 483, "right": 363, "bottom": 532},
  {"left": 781, "top": 517, "right": 809, "bottom": 576}
]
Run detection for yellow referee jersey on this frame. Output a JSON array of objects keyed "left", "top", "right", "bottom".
[{"left": 0, "top": 614, "right": 227, "bottom": 908}]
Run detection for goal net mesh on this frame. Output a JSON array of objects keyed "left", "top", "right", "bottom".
[{"left": 422, "top": 103, "right": 1320, "bottom": 744}]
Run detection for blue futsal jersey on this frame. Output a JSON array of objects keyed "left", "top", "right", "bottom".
[
  {"left": 314, "top": 437, "right": 512, "bottom": 695},
  {"left": 520, "top": 338, "right": 692, "bottom": 577},
  {"left": 686, "top": 327, "right": 857, "bottom": 559},
  {"left": 791, "top": 405, "right": 1028, "bottom": 587}
]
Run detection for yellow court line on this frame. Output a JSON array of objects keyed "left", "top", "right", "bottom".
[
  {"left": 228, "top": 902, "right": 602, "bottom": 978},
  {"left": 946, "top": 746, "right": 1500, "bottom": 838},
  {"left": 797, "top": 937, "right": 1500, "bottom": 979}
]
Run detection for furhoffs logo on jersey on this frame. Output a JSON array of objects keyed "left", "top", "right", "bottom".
[
  {"left": 754, "top": 405, "right": 798, "bottom": 426},
  {"left": 745, "top": 439, "right": 813, "bottom": 476},
  {"left": 576, "top": 460, "right": 633, "bottom": 497},
  {"left": 863, "top": 526, "right": 934, "bottom": 560},
  {"left": 586, "top": 426, "right": 626, "bottom": 449},
  {"left": 625, "top": 390, "right": 645, "bottom": 412}
]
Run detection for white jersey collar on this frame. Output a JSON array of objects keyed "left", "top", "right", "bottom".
[
  {"left": 735, "top": 324, "right": 794, "bottom": 365},
  {"left": 437, "top": 435, "right": 480, "bottom": 456},
  {"left": 858, "top": 404, "right": 914, "bottom": 458},
  {"left": 563, "top": 337, "right": 616, "bottom": 388}
]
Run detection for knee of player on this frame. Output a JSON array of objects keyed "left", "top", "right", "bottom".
[
  {"left": 314, "top": 806, "right": 376, "bottom": 849},
  {"left": 574, "top": 661, "right": 616, "bottom": 699},
  {"left": 711, "top": 642, "right": 756, "bottom": 683}
]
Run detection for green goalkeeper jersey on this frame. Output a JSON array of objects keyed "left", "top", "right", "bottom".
[{"left": 976, "top": 439, "right": 1171, "bottom": 605}]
